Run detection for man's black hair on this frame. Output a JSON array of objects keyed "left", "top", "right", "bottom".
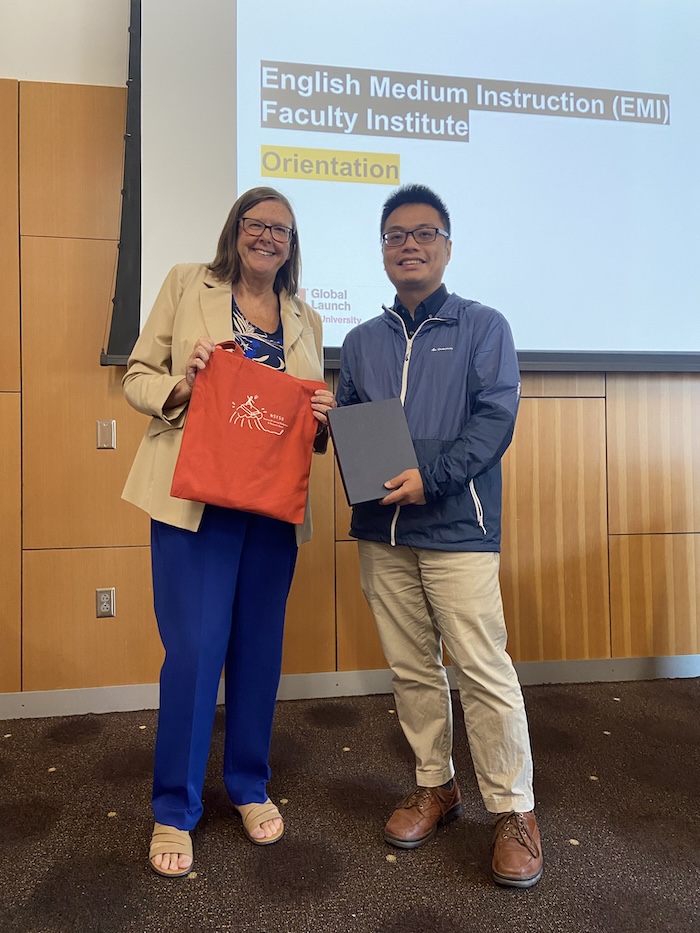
[{"left": 380, "top": 183, "right": 451, "bottom": 236}]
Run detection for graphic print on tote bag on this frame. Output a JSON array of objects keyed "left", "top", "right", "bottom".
[{"left": 229, "top": 394, "right": 289, "bottom": 435}]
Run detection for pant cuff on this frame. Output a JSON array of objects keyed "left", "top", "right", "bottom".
[
  {"left": 483, "top": 795, "right": 535, "bottom": 815},
  {"left": 415, "top": 767, "right": 455, "bottom": 787}
]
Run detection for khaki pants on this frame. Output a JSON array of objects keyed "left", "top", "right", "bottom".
[{"left": 358, "top": 541, "right": 534, "bottom": 814}]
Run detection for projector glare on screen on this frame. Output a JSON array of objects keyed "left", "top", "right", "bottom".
[{"left": 141, "top": 0, "right": 700, "bottom": 366}]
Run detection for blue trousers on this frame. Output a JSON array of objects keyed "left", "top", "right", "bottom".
[{"left": 150, "top": 506, "right": 297, "bottom": 830}]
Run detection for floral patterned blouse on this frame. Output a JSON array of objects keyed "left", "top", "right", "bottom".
[{"left": 231, "top": 295, "right": 285, "bottom": 370}]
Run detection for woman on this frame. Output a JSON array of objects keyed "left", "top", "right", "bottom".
[{"left": 122, "top": 186, "right": 335, "bottom": 877}]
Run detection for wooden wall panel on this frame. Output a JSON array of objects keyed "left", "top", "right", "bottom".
[
  {"left": 336, "top": 540, "right": 388, "bottom": 671},
  {"left": 283, "top": 418, "right": 337, "bottom": 674},
  {"left": 21, "top": 236, "right": 150, "bottom": 549},
  {"left": 0, "top": 79, "right": 20, "bottom": 392},
  {"left": 607, "top": 374, "right": 700, "bottom": 535},
  {"left": 521, "top": 373, "right": 605, "bottom": 398},
  {"left": 0, "top": 395, "right": 21, "bottom": 692},
  {"left": 500, "top": 397, "right": 611, "bottom": 661},
  {"left": 19, "top": 82, "right": 125, "bottom": 240},
  {"left": 610, "top": 534, "right": 700, "bottom": 658},
  {"left": 334, "top": 450, "right": 354, "bottom": 542},
  {"left": 23, "top": 547, "right": 162, "bottom": 691},
  {"left": 330, "top": 370, "right": 354, "bottom": 541}
]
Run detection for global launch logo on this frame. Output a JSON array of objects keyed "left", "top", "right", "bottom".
[{"left": 298, "top": 286, "right": 361, "bottom": 326}]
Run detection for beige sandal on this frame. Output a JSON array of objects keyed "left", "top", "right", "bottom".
[
  {"left": 236, "top": 799, "right": 285, "bottom": 846},
  {"left": 148, "top": 822, "right": 194, "bottom": 877}
]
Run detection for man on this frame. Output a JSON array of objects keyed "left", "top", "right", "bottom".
[{"left": 336, "top": 184, "right": 542, "bottom": 888}]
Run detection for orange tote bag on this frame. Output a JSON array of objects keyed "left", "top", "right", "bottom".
[{"left": 171, "top": 341, "right": 326, "bottom": 524}]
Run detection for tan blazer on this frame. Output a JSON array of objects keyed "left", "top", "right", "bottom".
[{"left": 122, "top": 263, "right": 327, "bottom": 544}]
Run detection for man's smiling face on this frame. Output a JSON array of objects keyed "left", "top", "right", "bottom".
[{"left": 381, "top": 203, "right": 452, "bottom": 307}]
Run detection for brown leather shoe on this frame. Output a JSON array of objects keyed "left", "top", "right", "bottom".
[
  {"left": 384, "top": 781, "right": 462, "bottom": 849},
  {"left": 492, "top": 811, "right": 543, "bottom": 888}
]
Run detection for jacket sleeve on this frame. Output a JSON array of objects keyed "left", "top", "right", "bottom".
[
  {"left": 420, "top": 314, "right": 521, "bottom": 502},
  {"left": 336, "top": 334, "right": 362, "bottom": 408},
  {"left": 122, "top": 265, "right": 190, "bottom": 426}
]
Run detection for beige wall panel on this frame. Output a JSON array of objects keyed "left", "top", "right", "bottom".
[
  {"left": 610, "top": 534, "right": 699, "bottom": 657},
  {"left": 0, "top": 80, "right": 20, "bottom": 391},
  {"left": 0, "top": 394, "right": 21, "bottom": 692},
  {"left": 23, "top": 547, "right": 162, "bottom": 691},
  {"left": 19, "top": 82, "right": 125, "bottom": 240},
  {"left": 22, "top": 236, "right": 149, "bottom": 549},
  {"left": 336, "top": 540, "right": 388, "bottom": 671},
  {"left": 500, "top": 397, "right": 611, "bottom": 662},
  {"left": 283, "top": 425, "right": 337, "bottom": 674},
  {"left": 520, "top": 373, "right": 605, "bottom": 398},
  {"left": 607, "top": 374, "right": 700, "bottom": 535}
]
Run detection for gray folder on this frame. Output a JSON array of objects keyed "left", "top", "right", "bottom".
[{"left": 328, "top": 398, "right": 419, "bottom": 505}]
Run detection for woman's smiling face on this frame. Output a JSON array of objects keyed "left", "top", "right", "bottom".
[{"left": 236, "top": 199, "right": 293, "bottom": 283}]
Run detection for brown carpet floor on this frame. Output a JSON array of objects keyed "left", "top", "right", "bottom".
[{"left": 1, "top": 678, "right": 699, "bottom": 933}]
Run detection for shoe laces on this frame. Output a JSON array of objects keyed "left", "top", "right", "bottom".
[
  {"left": 496, "top": 812, "right": 540, "bottom": 858},
  {"left": 403, "top": 787, "right": 434, "bottom": 810}
]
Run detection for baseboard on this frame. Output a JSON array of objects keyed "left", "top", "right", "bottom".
[{"left": 1, "top": 656, "right": 699, "bottom": 720}]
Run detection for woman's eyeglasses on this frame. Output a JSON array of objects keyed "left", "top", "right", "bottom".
[{"left": 239, "top": 217, "right": 294, "bottom": 243}]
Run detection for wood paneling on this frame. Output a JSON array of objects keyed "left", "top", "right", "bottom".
[
  {"left": 500, "top": 397, "right": 611, "bottom": 661},
  {"left": 336, "top": 540, "right": 388, "bottom": 671},
  {"left": 334, "top": 449, "right": 354, "bottom": 542},
  {"left": 0, "top": 394, "right": 21, "bottom": 692},
  {"left": 330, "top": 370, "right": 355, "bottom": 541},
  {"left": 607, "top": 374, "right": 700, "bottom": 535},
  {"left": 23, "top": 547, "right": 162, "bottom": 691},
  {"left": 0, "top": 79, "right": 20, "bottom": 392},
  {"left": 19, "top": 82, "right": 125, "bottom": 240},
  {"left": 610, "top": 534, "right": 700, "bottom": 658},
  {"left": 521, "top": 373, "right": 605, "bottom": 398},
  {"left": 283, "top": 415, "right": 337, "bottom": 674},
  {"left": 21, "top": 236, "right": 150, "bottom": 549}
]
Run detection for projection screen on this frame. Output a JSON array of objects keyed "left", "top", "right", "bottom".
[{"left": 139, "top": 0, "right": 700, "bottom": 369}]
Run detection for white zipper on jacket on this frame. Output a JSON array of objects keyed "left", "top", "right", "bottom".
[
  {"left": 469, "top": 479, "right": 487, "bottom": 535},
  {"left": 382, "top": 307, "right": 440, "bottom": 546}
]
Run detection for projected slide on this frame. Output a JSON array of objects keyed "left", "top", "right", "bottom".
[{"left": 141, "top": 0, "right": 700, "bottom": 362}]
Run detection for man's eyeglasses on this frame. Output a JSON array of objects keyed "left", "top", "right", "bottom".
[
  {"left": 239, "top": 217, "right": 294, "bottom": 243},
  {"left": 381, "top": 226, "right": 450, "bottom": 248}
]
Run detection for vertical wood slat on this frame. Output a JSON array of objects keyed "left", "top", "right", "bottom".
[
  {"left": 21, "top": 236, "right": 150, "bottom": 549},
  {"left": 0, "top": 395, "right": 21, "bottom": 692},
  {"left": 610, "top": 534, "right": 699, "bottom": 657},
  {"left": 501, "top": 397, "right": 611, "bottom": 662},
  {"left": 0, "top": 79, "right": 20, "bottom": 392},
  {"left": 607, "top": 374, "right": 700, "bottom": 535},
  {"left": 334, "top": 452, "right": 354, "bottom": 542},
  {"left": 283, "top": 413, "right": 338, "bottom": 675},
  {"left": 19, "top": 82, "right": 126, "bottom": 240},
  {"left": 23, "top": 547, "right": 162, "bottom": 691},
  {"left": 336, "top": 540, "right": 387, "bottom": 671}
]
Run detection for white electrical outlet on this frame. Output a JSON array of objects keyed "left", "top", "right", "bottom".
[{"left": 96, "top": 587, "right": 116, "bottom": 618}]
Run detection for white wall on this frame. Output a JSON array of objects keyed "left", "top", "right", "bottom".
[{"left": 0, "top": 0, "right": 129, "bottom": 86}]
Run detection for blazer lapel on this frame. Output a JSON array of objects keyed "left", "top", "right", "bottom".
[
  {"left": 200, "top": 270, "right": 234, "bottom": 342},
  {"left": 280, "top": 290, "right": 303, "bottom": 353}
]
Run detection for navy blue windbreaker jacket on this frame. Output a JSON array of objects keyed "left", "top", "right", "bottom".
[{"left": 335, "top": 293, "right": 521, "bottom": 551}]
